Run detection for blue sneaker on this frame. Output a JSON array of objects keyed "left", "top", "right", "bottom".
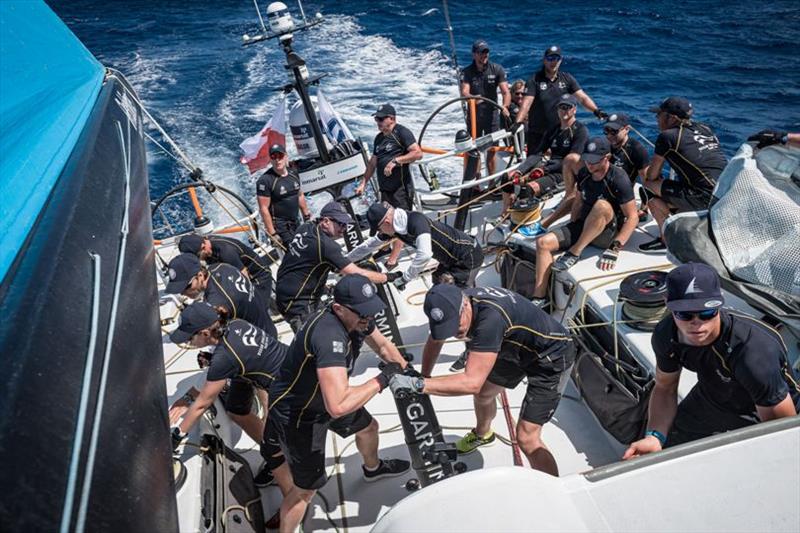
[{"left": 518, "top": 222, "right": 545, "bottom": 238}]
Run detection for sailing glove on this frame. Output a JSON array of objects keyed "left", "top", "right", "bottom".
[{"left": 747, "top": 129, "right": 788, "bottom": 148}]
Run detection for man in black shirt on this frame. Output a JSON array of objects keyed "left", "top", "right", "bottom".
[
  {"left": 623, "top": 263, "right": 799, "bottom": 459},
  {"left": 604, "top": 113, "right": 650, "bottom": 185},
  {"left": 256, "top": 143, "right": 311, "bottom": 247},
  {"left": 178, "top": 233, "right": 276, "bottom": 311},
  {"left": 639, "top": 97, "right": 728, "bottom": 253},
  {"left": 266, "top": 275, "right": 410, "bottom": 532},
  {"left": 460, "top": 39, "right": 511, "bottom": 175},
  {"left": 503, "top": 93, "right": 589, "bottom": 233},
  {"left": 275, "top": 202, "right": 390, "bottom": 332},
  {"left": 514, "top": 45, "right": 605, "bottom": 156},
  {"left": 354, "top": 103, "right": 423, "bottom": 268},
  {"left": 347, "top": 202, "right": 484, "bottom": 289},
  {"left": 508, "top": 80, "right": 526, "bottom": 125},
  {"left": 532, "top": 137, "right": 639, "bottom": 307},
  {"left": 168, "top": 302, "right": 289, "bottom": 489},
  {"left": 396, "top": 284, "right": 575, "bottom": 475},
  {"left": 165, "top": 253, "right": 277, "bottom": 338}
]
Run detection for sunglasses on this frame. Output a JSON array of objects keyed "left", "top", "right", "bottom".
[
  {"left": 544, "top": 55, "right": 561, "bottom": 62},
  {"left": 269, "top": 152, "right": 285, "bottom": 160},
  {"left": 604, "top": 127, "right": 620, "bottom": 135},
  {"left": 477, "top": 50, "right": 489, "bottom": 55},
  {"left": 374, "top": 116, "right": 390, "bottom": 123},
  {"left": 673, "top": 309, "right": 719, "bottom": 322},
  {"left": 513, "top": 92, "right": 525, "bottom": 97},
  {"left": 557, "top": 104, "right": 575, "bottom": 110},
  {"left": 345, "top": 305, "right": 370, "bottom": 320}
]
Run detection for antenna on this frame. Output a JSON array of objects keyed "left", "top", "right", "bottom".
[{"left": 252, "top": 0, "right": 267, "bottom": 33}]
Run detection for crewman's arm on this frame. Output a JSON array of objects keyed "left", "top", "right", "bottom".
[
  {"left": 345, "top": 235, "right": 387, "bottom": 263},
  {"left": 614, "top": 199, "right": 640, "bottom": 247},
  {"left": 257, "top": 196, "right": 277, "bottom": 237},
  {"left": 298, "top": 190, "right": 311, "bottom": 220},
  {"left": 420, "top": 336, "right": 445, "bottom": 377},
  {"left": 398, "top": 142, "right": 423, "bottom": 164},
  {"left": 177, "top": 379, "right": 227, "bottom": 434},
  {"left": 422, "top": 350, "right": 497, "bottom": 396},
  {"left": 573, "top": 89, "right": 599, "bottom": 114},
  {"left": 622, "top": 367, "right": 680, "bottom": 459},
  {"left": 356, "top": 155, "right": 378, "bottom": 195},
  {"left": 317, "top": 366, "right": 381, "bottom": 419},
  {"left": 364, "top": 328, "right": 407, "bottom": 367},
  {"left": 516, "top": 95, "right": 534, "bottom": 125},
  {"left": 340, "top": 262, "right": 388, "bottom": 284},
  {"left": 756, "top": 394, "right": 797, "bottom": 421},
  {"left": 499, "top": 80, "right": 511, "bottom": 114},
  {"left": 402, "top": 233, "right": 433, "bottom": 282}
]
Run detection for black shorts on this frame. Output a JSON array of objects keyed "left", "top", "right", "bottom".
[
  {"left": 526, "top": 131, "right": 546, "bottom": 157},
  {"left": 467, "top": 107, "right": 499, "bottom": 138},
  {"left": 274, "top": 217, "right": 299, "bottom": 246},
  {"left": 660, "top": 181, "right": 712, "bottom": 213},
  {"left": 264, "top": 408, "right": 374, "bottom": 490},
  {"left": 487, "top": 341, "right": 576, "bottom": 425},
  {"left": 551, "top": 216, "right": 619, "bottom": 251},
  {"left": 220, "top": 377, "right": 255, "bottom": 416},
  {"left": 665, "top": 385, "right": 758, "bottom": 447},
  {"left": 380, "top": 180, "right": 415, "bottom": 211},
  {"left": 433, "top": 243, "right": 484, "bottom": 288},
  {"left": 500, "top": 171, "right": 561, "bottom": 196},
  {"left": 281, "top": 300, "right": 323, "bottom": 333}
]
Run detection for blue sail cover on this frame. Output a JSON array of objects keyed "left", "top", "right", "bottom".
[{"left": 0, "top": 1, "right": 104, "bottom": 281}]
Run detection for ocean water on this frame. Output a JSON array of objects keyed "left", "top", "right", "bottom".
[{"left": 51, "top": 0, "right": 800, "bottom": 226}]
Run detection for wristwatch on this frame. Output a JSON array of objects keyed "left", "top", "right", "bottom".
[
  {"left": 412, "top": 377, "right": 425, "bottom": 393},
  {"left": 609, "top": 240, "right": 622, "bottom": 252},
  {"left": 391, "top": 157, "right": 398, "bottom": 165}
]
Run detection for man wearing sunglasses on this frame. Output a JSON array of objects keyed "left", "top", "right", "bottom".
[
  {"left": 266, "top": 274, "right": 411, "bottom": 533},
  {"left": 623, "top": 263, "right": 799, "bottom": 459},
  {"left": 638, "top": 97, "right": 728, "bottom": 253},
  {"left": 508, "top": 80, "right": 526, "bottom": 125},
  {"left": 603, "top": 113, "right": 650, "bottom": 186},
  {"left": 256, "top": 143, "right": 311, "bottom": 246},
  {"left": 275, "top": 202, "right": 391, "bottom": 332},
  {"left": 459, "top": 39, "right": 511, "bottom": 176},
  {"left": 514, "top": 45, "right": 605, "bottom": 157},
  {"left": 354, "top": 104, "right": 423, "bottom": 269},
  {"left": 165, "top": 252, "right": 277, "bottom": 338},
  {"left": 168, "top": 302, "right": 289, "bottom": 489}
]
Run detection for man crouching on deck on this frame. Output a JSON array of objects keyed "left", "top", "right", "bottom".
[
  {"left": 265, "top": 274, "right": 410, "bottom": 533},
  {"left": 392, "top": 284, "right": 576, "bottom": 475}
]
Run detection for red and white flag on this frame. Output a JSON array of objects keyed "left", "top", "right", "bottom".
[{"left": 239, "top": 95, "right": 287, "bottom": 174}]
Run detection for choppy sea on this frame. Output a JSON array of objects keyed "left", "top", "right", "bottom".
[{"left": 51, "top": 0, "right": 800, "bottom": 225}]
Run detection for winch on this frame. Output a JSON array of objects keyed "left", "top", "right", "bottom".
[
  {"left": 508, "top": 197, "right": 542, "bottom": 227},
  {"left": 618, "top": 271, "right": 670, "bottom": 331}
]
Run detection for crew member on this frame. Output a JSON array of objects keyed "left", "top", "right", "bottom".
[
  {"left": 514, "top": 45, "right": 605, "bottom": 156},
  {"left": 178, "top": 233, "right": 276, "bottom": 309},
  {"left": 504, "top": 93, "right": 589, "bottom": 236},
  {"left": 354, "top": 103, "right": 423, "bottom": 269},
  {"left": 508, "top": 79, "right": 526, "bottom": 125},
  {"left": 531, "top": 137, "right": 639, "bottom": 307},
  {"left": 256, "top": 143, "right": 311, "bottom": 246},
  {"left": 460, "top": 39, "right": 511, "bottom": 175},
  {"left": 165, "top": 253, "right": 276, "bottom": 337},
  {"left": 346, "top": 202, "right": 484, "bottom": 289},
  {"left": 169, "top": 302, "right": 289, "bottom": 488},
  {"left": 265, "top": 274, "right": 411, "bottom": 533},
  {"left": 748, "top": 129, "right": 800, "bottom": 148},
  {"left": 604, "top": 113, "right": 650, "bottom": 185},
  {"left": 391, "top": 284, "right": 575, "bottom": 476},
  {"left": 639, "top": 97, "right": 728, "bottom": 253},
  {"left": 623, "top": 263, "right": 799, "bottom": 458},
  {"left": 275, "top": 202, "right": 391, "bottom": 332}
]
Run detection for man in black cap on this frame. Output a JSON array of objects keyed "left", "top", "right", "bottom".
[
  {"left": 531, "top": 137, "right": 639, "bottom": 306},
  {"left": 275, "top": 201, "right": 391, "bottom": 332},
  {"left": 266, "top": 274, "right": 411, "bottom": 532},
  {"left": 256, "top": 143, "right": 311, "bottom": 247},
  {"left": 623, "top": 263, "right": 799, "bottom": 459},
  {"left": 639, "top": 97, "right": 728, "bottom": 253},
  {"left": 178, "top": 233, "right": 276, "bottom": 310},
  {"left": 514, "top": 45, "right": 605, "bottom": 156},
  {"left": 460, "top": 39, "right": 511, "bottom": 176},
  {"left": 391, "top": 284, "right": 574, "bottom": 475},
  {"left": 354, "top": 103, "right": 423, "bottom": 269},
  {"left": 506, "top": 93, "right": 590, "bottom": 238},
  {"left": 164, "top": 252, "right": 277, "bottom": 338},
  {"left": 168, "top": 302, "right": 289, "bottom": 488},
  {"left": 346, "top": 202, "right": 484, "bottom": 289},
  {"left": 604, "top": 113, "right": 650, "bottom": 185}
]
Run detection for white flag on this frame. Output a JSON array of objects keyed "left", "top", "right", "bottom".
[
  {"left": 239, "top": 94, "right": 287, "bottom": 174},
  {"left": 317, "top": 90, "right": 354, "bottom": 145}
]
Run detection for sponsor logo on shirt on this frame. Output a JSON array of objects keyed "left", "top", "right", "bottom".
[
  {"left": 332, "top": 340, "right": 344, "bottom": 353},
  {"left": 242, "top": 324, "right": 259, "bottom": 347},
  {"left": 539, "top": 82, "right": 548, "bottom": 91},
  {"left": 558, "top": 81, "right": 566, "bottom": 89}
]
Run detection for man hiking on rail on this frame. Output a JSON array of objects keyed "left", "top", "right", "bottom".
[
  {"left": 274, "top": 201, "right": 392, "bottom": 332},
  {"left": 390, "top": 284, "right": 575, "bottom": 476},
  {"left": 346, "top": 201, "right": 484, "bottom": 289},
  {"left": 623, "top": 263, "right": 799, "bottom": 458},
  {"left": 354, "top": 103, "right": 423, "bottom": 269},
  {"left": 264, "top": 274, "right": 411, "bottom": 533}
]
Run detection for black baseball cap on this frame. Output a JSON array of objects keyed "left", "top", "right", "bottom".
[
  {"left": 666, "top": 263, "right": 725, "bottom": 312},
  {"left": 178, "top": 234, "right": 205, "bottom": 255},
  {"left": 334, "top": 274, "right": 386, "bottom": 317},
  {"left": 543, "top": 45, "right": 562, "bottom": 57},
  {"left": 472, "top": 39, "right": 490, "bottom": 53},
  {"left": 605, "top": 113, "right": 630, "bottom": 129},
  {"left": 320, "top": 201, "right": 354, "bottom": 225},
  {"left": 582, "top": 137, "right": 612, "bottom": 164},
  {"left": 165, "top": 253, "right": 202, "bottom": 294},
  {"left": 424, "top": 283, "right": 465, "bottom": 341},
  {"left": 170, "top": 301, "right": 220, "bottom": 344},
  {"left": 557, "top": 93, "right": 578, "bottom": 108},
  {"left": 372, "top": 104, "right": 396, "bottom": 118},
  {"left": 649, "top": 97, "right": 693, "bottom": 119},
  {"left": 366, "top": 202, "right": 390, "bottom": 235},
  {"left": 269, "top": 143, "right": 287, "bottom": 155}
]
